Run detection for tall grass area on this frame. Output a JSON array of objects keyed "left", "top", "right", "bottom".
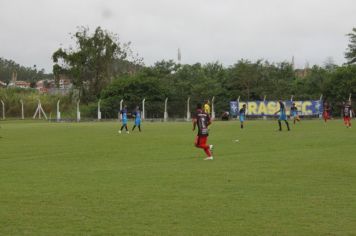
[
  {"left": 0, "top": 120, "right": 355, "bottom": 235},
  {"left": 0, "top": 88, "right": 97, "bottom": 119}
]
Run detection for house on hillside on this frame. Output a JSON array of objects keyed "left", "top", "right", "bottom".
[
  {"left": 47, "top": 75, "right": 73, "bottom": 95},
  {"left": 14, "top": 81, "right": 31, "bottom": 88},
  {"left": 7, "top": 71, "right": 31, "bottom": 89},
  {"left": 59, "top": 77, "right": 72, "bottom": 90},
  {"left": 8, "top": 80, "right": 31, "bottom": 88},
  {"left": 36, "top": 79, "right": 55, "bottom": 93}
]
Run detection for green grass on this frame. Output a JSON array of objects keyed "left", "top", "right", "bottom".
[{"left": 0, "top": 120, "right": 356, "bottom": 235}]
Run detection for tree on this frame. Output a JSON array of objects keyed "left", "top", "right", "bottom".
[
  {"left": 100, "top": 74, "right": 167, "bottom": 118},
  {"left": 345, "top": 27, "right": 356, "bottom": 64},
  {"left": 323, "top": 57, "right": 337, "bottom": 71},
  {"left": 324, "top": 65, "right": 356, "bottom": 102},
  {"left": 297, "top": 66, "right": 329, "bottom": 99},
  {"left": 52, "top": 26, "right": 141, "bottom": 102},
  {"left": 225, "top": 60, "right": 263, "bottom": 100},
  {"left": 0, "top": 57, "right": 49, "bottom": 84}
]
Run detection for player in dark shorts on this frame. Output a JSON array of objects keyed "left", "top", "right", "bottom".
[
  {"left": 290, "top": 103, "right": 300, "bottom": 124},
  {"left": 342, "top": 101, "right": 354, "bottom": 128},
  {"left": 192, "top": 103, "right": 214, "bottom": 160},
  {"left": 119, "top": 106, "right": 129, "bottom": 134},
  {"left": 274, "top": 100, "right": 290, "bottom": 131},
  {"left": 132, "top": 106, "right": 142, "bottom": 132},
  {"left": 239, "top": 104, "right": 246, "bottom": 129},
  {"left": 323, "top": 102, "right": 331, "bottom": 123}
]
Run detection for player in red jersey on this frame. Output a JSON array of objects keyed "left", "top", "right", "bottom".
[
  {"left": 342, "top": 101, "right": 354, "bottom": 128},
  {"left": 323, "top": 102, "right": 331, "bottom": 123},
  {"left": 192, "top": 103, "right": 214, "bottom": 160}
]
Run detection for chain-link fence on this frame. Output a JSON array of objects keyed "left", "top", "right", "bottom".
[{"left": 0, "top": 96, "right": 355, "bottom": 121}]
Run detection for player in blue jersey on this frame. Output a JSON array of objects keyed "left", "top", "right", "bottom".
[
  {"left": 290, "top": 103, "right": 300, "bottom": 125},
  {"left": 274, "top": 100, "right": 290, "bottom": 131},
  {"left": 119, "top": 105, "right": 129, "bottom": 134},
  {"left": 132, "top": 106, "right": 142, "bottom": 132},
  {"left": 239, "top": 104, "right": 246, "bottom": 129}
]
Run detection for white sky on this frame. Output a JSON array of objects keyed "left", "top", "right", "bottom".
[{"left": 0, "top": 0, "right": 355, "bottom": 72}]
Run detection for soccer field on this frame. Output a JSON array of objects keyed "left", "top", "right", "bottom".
[{"left": 0, "top": 120, "right": 355, "bottom": 235}]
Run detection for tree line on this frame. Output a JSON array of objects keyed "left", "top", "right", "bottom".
[
  {"left": 0, "top": 58, "right": 51, "bottom": 86},
  {"left": 97, "top": 60, "right": 356, "bottom": 118},
  {"left": 1, "top": 26, "right": 356, "bottom": 118},
  {"left": 51, "top": 26, "right": 356, "bottom": 118}
]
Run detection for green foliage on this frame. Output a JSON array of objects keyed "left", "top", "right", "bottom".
[
  {"left": 3, "top": 26, "right": 356, "bottom": 118},
  {"left": 2, "top": 60, "right": 356, "bottom": 119},
  {"left": 96, "top": 60, "right": 356, "bottom": 118},
  {"left": 0, "top": 58, "right": 51, "bottom": 84},
  {"left": 345, "top": 27, "right": 356, "bottom": 64},
  {"left": 52, "top": 26, "right": 142, "bottom": 103},
  {"left": 293, "top": 65, "right": 331, "bottom": 99},
  {"left": 0, "top": 88, "right": 72, "bottom": 118},
  {"left": 100, "top": 74, "right": 167, "bottom": 118},
  {"left": 324, "top": 65, "right": 356, "bottom": 104}
]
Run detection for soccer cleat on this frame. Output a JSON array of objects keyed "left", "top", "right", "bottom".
[
  {"left": 126, "top": 131, "right": 130, "bottom": 134},
  {"left": 118, "top": 130, "right": 122, "bottom": 134},
  {"left": 204, "top": 156, "right": 213, "bottom": 160}
]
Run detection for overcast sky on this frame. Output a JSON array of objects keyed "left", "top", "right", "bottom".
[{"left": 0, "top": 0, "right": 355, "bottom": 72}]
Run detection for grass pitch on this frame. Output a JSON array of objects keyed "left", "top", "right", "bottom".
[{"left": 0, "top": 120, "right": 356, "bottom": 235}]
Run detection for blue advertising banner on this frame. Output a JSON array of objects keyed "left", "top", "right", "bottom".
[{"left": 230, "top": 100, "right": 323, "bottom": 116}]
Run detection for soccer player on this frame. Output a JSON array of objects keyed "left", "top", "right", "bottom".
[
  {"left": 132, "top": 106, "right": 142, "bottom": 132},
  {"left": 192, "top": 103, "right": 214, "bottom": 160},
  {"left": 203, "top": 100, "right": 211, "bottom": 115},
  {"left": 290, "top": 103, "right": 300, "bottom": 124},
  {"left": 119, "top": 105, "right": 129, "bottom": 134},
  {"left": 239, "top": 104, "right": 246, "bottom": 129},
  {"left": 323, "top": 102, "right": 331, "bottom": 123},
  {"left": 274, "top": 100, "right": 290, "bottom": 131},
  {"left": 342, "top": 101, "right": 354, "bottom": 128}
]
